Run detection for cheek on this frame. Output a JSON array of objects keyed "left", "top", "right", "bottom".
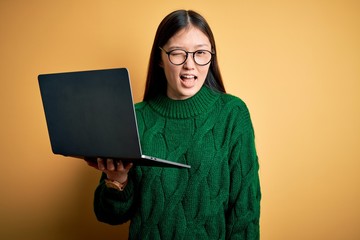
[
  {"left": 199, "top": 66, "right": 211, "bottom": 78},
  {"left": 164, "top": 64, "right": 180, "bottom": 78},
  {"left": 163, "top": 66, "right": 176, "bottom": 85}
]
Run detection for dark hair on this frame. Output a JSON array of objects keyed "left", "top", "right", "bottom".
[{"left": 143, "top": 10, "right": 226, "bottom": 101}]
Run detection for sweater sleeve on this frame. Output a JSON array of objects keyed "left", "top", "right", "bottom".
[
  {"left": 93, "top": 169, "right": 138, "bottom": 225},
  {"left": 226, "top": 104, "right": 261, "bottom": 240}
]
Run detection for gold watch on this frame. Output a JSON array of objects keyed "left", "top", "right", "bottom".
[{"left": 105, "top": 178, "right": 128, "bottom": 191}]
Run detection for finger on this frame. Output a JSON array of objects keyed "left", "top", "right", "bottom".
[
  {"left": 124, "top": 162, "right": 133, "bottom": 171},
  {"left": 97, "top": 158, "right": 106, "bottom": 171},
  {"left": 106, "top": 158, "right": 116, "bottom": 171},
  {"left": 115, "top": 160, "right": 124, "bottom": 171},
  {"left": 115, "top": 160, "right": 133, "bottom": 172}
]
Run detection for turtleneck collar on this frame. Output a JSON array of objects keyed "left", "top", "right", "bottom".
[{"left": 148, "top": 86, "right": 221, "bottom": 119}]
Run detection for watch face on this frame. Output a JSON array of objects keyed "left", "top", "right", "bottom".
[
  {"left": 105, "top": 181, "right": 118, "bottom": 189},
  {"left": 105, "top": 179, "right": 126, "bottom": 191}
]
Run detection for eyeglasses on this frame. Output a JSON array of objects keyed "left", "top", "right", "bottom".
[{"left": 159, "top": 47, "right": 214, "bottom": 66}]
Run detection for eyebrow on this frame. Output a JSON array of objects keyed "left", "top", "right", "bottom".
[{"left": 167, "top": 44, "right": 211, "bottom": 50}]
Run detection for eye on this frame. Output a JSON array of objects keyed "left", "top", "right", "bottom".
[
  {"left": 196, "top": 50, "right": 206, "bottom": 55},
  {"left": 170, "top": 50, "right": 186, "bottom": 56},
  {"left": 195, "top": 50, "right": 211, "bottom": 56}
]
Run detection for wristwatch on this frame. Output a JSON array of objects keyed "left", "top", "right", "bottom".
[{"left": 105, "top": 178, "right": 128, "bottom": 191}]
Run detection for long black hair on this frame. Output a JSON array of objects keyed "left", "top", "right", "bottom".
[{"left": 143, "top": 10, "right": 225, "bottom": 101}]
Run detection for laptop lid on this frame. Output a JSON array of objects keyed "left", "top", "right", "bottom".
[{"left": 38, "top": 68, "right": 143, "bottom": 160}]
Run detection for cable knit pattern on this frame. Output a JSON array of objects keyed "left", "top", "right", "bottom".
[{"left": 94, "top": 86, "right": 261, "bottom": 240}]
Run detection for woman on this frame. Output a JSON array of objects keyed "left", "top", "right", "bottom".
[{"left": 91, "top": 10, "right": 261, "bottom": 239}]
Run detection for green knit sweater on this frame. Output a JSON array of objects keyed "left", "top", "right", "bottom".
[{"left": 94, "top": 86, "right": 261, "bottom": 239}]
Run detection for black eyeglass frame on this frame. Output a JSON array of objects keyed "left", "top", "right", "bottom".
[{"left": 159, "top": 47, "right": 214, "bottom": 66}]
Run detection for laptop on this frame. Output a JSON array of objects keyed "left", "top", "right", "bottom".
[{"left": 38, "top": 68, "right": 190, "bottom": 169}]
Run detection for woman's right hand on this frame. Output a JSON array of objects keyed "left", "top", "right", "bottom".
[{"left": 97, "top": 158, "right": 133, "bottom": 184}]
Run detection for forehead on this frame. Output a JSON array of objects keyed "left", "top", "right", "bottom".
[{"left": 165, "top": 26, "right": 211, "bottom": 48}]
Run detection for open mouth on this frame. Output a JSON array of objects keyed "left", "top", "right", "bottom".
[
  {"left": 180, "top": 74, "right": 197, "bottom": 88},
  {"left": 180, "top": 74, "right": 197, "bottom": 80}
]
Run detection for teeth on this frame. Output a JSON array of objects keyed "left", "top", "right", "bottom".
[{"left": 181, "top": 75, "right": 197, "bottom": 79}]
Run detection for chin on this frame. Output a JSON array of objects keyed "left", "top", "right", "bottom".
[{"left": 179, "top": 88, "right": 200, "bottom": 99}]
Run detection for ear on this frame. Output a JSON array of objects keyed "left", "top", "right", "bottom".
[{"left": 159, "top": 59, "right": 164, "bottom": 68}]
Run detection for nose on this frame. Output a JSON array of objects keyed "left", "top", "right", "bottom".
[{"left": 183, "top": 54, "right": 196, "bottom": 69}]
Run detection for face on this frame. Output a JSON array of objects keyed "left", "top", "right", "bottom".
[{"left": 160, "top": 26, "right": 212, "bottom": 100}]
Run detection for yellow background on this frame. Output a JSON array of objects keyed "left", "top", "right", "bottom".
[{"left": 1, "top": 0, "right": 359, "bottom": 239}]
